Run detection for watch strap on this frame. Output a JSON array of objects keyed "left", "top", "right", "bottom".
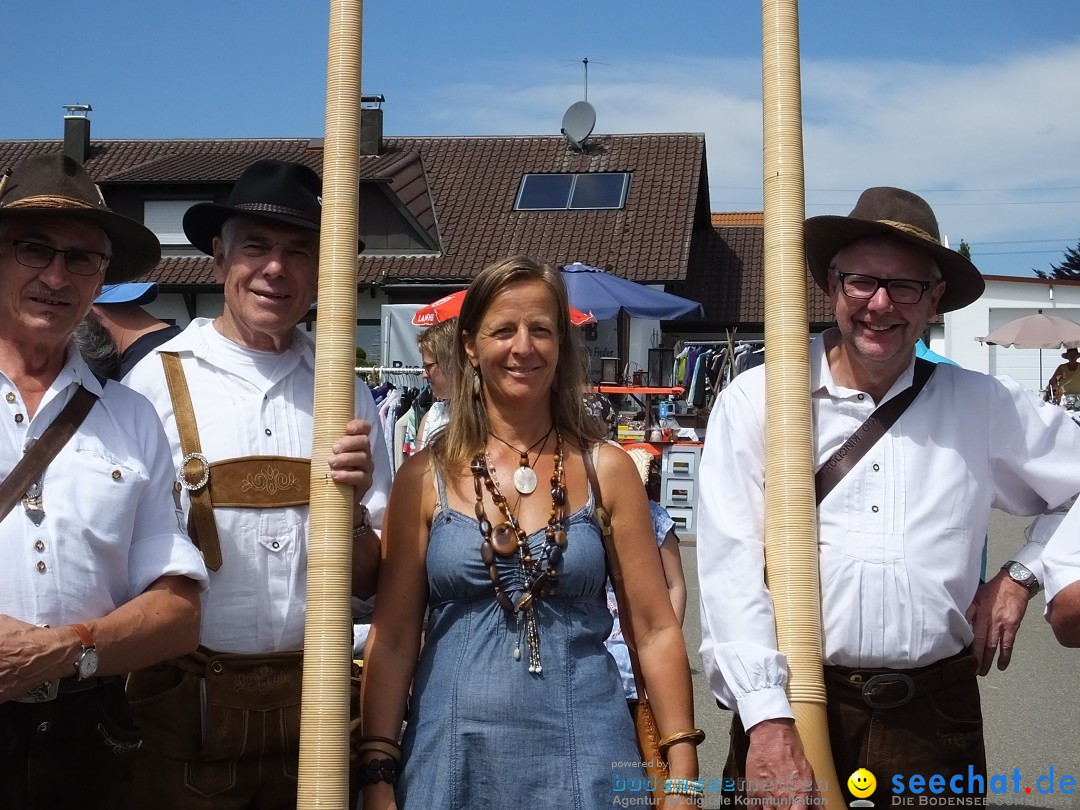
[{"left": 72, "top": 622, "right": 95, "bottom": 649}]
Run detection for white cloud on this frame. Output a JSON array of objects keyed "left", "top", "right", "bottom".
[{"left": 413, "top": 42, "right": 1080, "bottom": 275}]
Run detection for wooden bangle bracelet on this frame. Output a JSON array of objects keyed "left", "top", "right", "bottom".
[
  {"left": 357, "top": 739, "right": 403, "bottom": 762},
  {"left": 658, "top": 728, "right": 706, "bottom": 752}
]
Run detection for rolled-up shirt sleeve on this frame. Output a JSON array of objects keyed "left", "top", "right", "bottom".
[
  {"left": 1042, "top": 501, "right": 1080, "bottom": 602},
  {"left": 697, "top": 371, "right": 793, "bottom": 729}
]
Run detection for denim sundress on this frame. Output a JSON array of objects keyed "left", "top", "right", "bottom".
[{"left": 396, "top": 471, "right": 646, "bottom": 809}]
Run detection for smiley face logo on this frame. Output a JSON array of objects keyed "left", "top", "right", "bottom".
[{"left": 847, "top": 768, "right": 877, "bottom": 798}]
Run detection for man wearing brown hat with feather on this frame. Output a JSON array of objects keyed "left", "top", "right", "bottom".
[
  {"left": 698, "top": 187, "right": 1080, "bottom": 806},
  {"left": 0, "top": 153, "right": 209, "bottom": 808}
]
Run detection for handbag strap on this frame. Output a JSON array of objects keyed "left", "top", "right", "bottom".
[
  {"left": 815, "top": 357, "right": 935, "bottom": 505},
  {"left": 582, "top": 446, "right": 648, "bottom": 698},
  {"left": 160, "top": 351, "right": 223, "bottom": 571},
  {"left": 0, "top": 385, "right": 99, "bottom": 523}
]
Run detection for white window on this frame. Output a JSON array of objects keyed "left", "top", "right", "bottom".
[{"left": 144, "top": 200, "right": 204, "bottom": 245}]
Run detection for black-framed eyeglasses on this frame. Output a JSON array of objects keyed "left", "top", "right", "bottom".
[
  {"left": 421, "top": 361, "right": 439, "bottom": 374},
  {"left": 834, "top": 270, "right": 939, "bottom": 305},
  {"left": 8, "top": 239, "right": 109, "bottom": 276}
]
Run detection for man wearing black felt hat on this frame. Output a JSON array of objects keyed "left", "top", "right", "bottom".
[
  {"left": 124, "top": 159, "right": 389, "bottom": 809},
  {"left": 698, "top": 187, "right": 1080, "bottom": 806},
  {"left": 0, "top": 153, "right": 208, "bottom": 808}
]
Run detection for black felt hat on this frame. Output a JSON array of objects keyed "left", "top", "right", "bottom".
[
  {"left": 183, "top": 159, "right": 363, "bottom": 255},
  {"left": 0, "top": 153, "right": 161, "bottom": 283},
  {"left": 805, "top": 186, "right": 984, "bottom": 313}
]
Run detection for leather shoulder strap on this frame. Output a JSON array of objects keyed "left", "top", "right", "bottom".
[
  {"left": 160, "top": 352, "right": 222, "bottom": 570},
  {"left": 582, "top": 445, "right": 648, "bottom": 697},
  {"left": 815, "top": 357, "right": 936, "bottom": 505},
  {"left": 0, "top": 386, "right": 99, "bottom": 523}
]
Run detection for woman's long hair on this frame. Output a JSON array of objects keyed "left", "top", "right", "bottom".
[{"left": 429, "top": 255, "right": 604, "bottom": 476}]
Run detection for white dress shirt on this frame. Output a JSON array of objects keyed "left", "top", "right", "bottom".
[
  {"left": 124, "top": 319, "right": 392, "bottom": 653},
  {"left": 1042, "top": 501, "right": 1080, "bottom": 601},
  {"left": 697, "top": 334, "right": 1080, "bottom": 730},
  {"left": 1, "top": 347, "right": 208, "bottom": 628}
]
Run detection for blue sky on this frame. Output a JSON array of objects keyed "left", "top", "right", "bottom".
[{"left": 3, "top": 0, "right": 1079, "bottom": 278}]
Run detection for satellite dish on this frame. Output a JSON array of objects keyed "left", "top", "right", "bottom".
[{"left": 561, "top": 101, "right": 596, "bottom": 151}]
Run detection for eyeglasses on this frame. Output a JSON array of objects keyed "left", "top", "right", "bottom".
[
  {"left": 834, "top": 271, "right": 939, "bottom": 305},
  {"left": 7, "top": 239, "right": 109, "bottom": 277},
  {"left": 421, "top": 361, "right": 439, "bottom": 374}
]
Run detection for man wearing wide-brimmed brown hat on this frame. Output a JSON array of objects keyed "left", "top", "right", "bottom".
[
  {"left": 0, "top": 153, "right": 208, "bottom": 808},
  {"left": 123, "top": 158, "right": 390, "bottom": 809},
  {"left": 698, "top": 187, "right": 1080, "bottom": 805}
]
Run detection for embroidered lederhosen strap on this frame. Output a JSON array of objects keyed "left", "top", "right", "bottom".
[
  {"left": 0, "top": 386, "right": 99, "bottom": 523},
  {"left": 159, "top": 353, "right": 310, "bottom": 571}
]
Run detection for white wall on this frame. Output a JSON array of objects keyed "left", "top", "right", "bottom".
[{"left": 945, "top": 276, "right": 1080, "bottom": 395}]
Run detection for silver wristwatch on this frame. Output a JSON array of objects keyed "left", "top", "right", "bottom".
[{"left": 1001, "top": 560, "right": 1041, "bottom": 597}]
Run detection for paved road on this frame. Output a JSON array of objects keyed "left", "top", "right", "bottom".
[{"left": 680, "top": 510, "right": 1079, "bottom": 809}]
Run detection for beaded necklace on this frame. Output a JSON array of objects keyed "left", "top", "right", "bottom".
[{"left": 472, "top": 430, "right": 567, "bottom": 672}]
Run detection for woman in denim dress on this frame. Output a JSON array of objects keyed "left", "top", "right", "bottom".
[{"left": 360, "top": 256, "right": 700, "bottom": 809}]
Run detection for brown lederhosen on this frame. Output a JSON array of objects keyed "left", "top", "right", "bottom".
[
  {"left": 722, "top": 649, "right": 986, "bottom": 804},
  {"left": 128, "top": 353, "right": 359, "bottom": 808}
]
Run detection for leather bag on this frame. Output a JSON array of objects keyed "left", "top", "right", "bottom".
[{"left": 582, "top": 447, "right": 669, "bottom": 803}]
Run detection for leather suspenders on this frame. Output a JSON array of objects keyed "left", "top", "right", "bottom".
[{"left": 160, "top": 352, "right": 311, "bottom": 572}]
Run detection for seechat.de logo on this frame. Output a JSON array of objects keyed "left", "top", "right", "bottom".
[{"left": 848, "top": 768, "right": 877, "bottom": 808}]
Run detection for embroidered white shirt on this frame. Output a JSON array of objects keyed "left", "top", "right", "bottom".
[
  {"left": 124, "top": 319, "right": 392, "bottom": 653},
  {"left": 1, "top": 347, "right": 208, "bottom": 628},
  {"left": 697, "top": 335, "right": 1080, "bottom": 730}
]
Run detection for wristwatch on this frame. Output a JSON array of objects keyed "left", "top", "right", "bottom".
[
  {"left": 72, "top": 623, "right": 99, "bottom": 680},
  {"left": 1001, "top": 560, "right": 1041, "bottom": 597}
]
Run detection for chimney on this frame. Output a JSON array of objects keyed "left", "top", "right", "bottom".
[
  {"left": 63, "top": 104, "right": 93, "bottom": 164},
  {"left": 360, "top": 95, "right": 385, "bottom": 156}
]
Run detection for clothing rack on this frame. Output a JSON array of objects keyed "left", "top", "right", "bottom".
[{"left": 355, "top": 366, "right": 423, "bottom": 376}]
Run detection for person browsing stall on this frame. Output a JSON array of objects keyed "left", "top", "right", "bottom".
[
  {"left": 360, "top": 255, "right": 702, "bottom": 809},
  {"left": 0, "top": 154, "right": 207, "bottom": 809},
  {"left": 697, "top": 187, "right": 1080, "bottom": 806},
  {"left": 122, "top": 159, "right": 392, "bottom": 809},
  {"left": 415, "top": 316, "right": 456, "bottom": 449}
]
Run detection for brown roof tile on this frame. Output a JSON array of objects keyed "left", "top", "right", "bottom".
[
  {"left": 1, "top": 134, "right": 707, "bottom": 288},
  {"left": 711, "top": 211, "right": 764, "bottom": 226},
  {"left": 685, "top": 226, "right": 833, "bottom": 326}
]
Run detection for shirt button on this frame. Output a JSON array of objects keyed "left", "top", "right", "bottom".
[
  {"left": 272, "top": 541, "right": 280, "bottom": 550},
  {"left": 112, "top": 469, "right": 122, "bottom": 480},
  {"left": 34, "top": 540, "right": 45, "bottom": 552},
  {"left": 871, "top": 505, "right": 880, "bottom": 513},
  {"left": 265, "top": 428, "right": 272, "bottom": 436},
  {"left": 14, "top": 413, "right": 24, "bottom": 424},
  {"left": 857, "top": 394, "right": 865, "bottom": 401},
  {"left": 37, "top": 722, "right": 51, "bottom": 734},
  {"left": 36, "top": 561, "right": 47, "bottom": 572},
  {"left": 873, "top": 464, "right": 880, "bottom": 472},
  {"left": 5, "top": 392, "right": 14, "bottom": 403}
]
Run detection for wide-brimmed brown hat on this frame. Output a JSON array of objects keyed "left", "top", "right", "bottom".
[
  {"left": 183, "top": 159, "right": 363, "bottom": 256},
  {"left": 0, "top": 153, "right": 161, "bottom": 283},
  {"left": 1063, "top": 348, "right": 1080, "bottom": 360},
  {"left": 805, "top": 186, "right": 984, "bottom": 313}
]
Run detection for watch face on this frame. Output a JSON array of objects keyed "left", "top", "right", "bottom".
[
  {"left": 77, "top": 648, "right": 99, "bottom": 680},
  {"left": 1009, "top": 563, "right": 1031, "bottom": 583}
]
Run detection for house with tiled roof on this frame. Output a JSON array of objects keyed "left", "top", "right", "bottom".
[{"left": 0, "top": 108, "right": 834, "bottom": 361}]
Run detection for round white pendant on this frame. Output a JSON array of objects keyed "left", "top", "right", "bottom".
[{"left": 513, "top": 465, "right": 538, "bottom": 495}]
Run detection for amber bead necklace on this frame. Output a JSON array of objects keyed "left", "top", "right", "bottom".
[{"left": 472, "top": 430, "right": 568, "bottom": 672}]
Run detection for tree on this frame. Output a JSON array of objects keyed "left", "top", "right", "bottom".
[
  {"left": 1034, "top": 241, "right": 1080, "bottom": 280},
  {"left": 958, "top": 239, "right": 971, "bottom": 260}
]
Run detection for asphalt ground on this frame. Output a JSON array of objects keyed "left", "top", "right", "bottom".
[{"left": 680, "top": 510, "right": 1080, "bottom": 809}]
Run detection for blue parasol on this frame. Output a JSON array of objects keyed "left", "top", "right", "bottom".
[{"left": 559, "top": 262, "right": 703, "bottom": 321}]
